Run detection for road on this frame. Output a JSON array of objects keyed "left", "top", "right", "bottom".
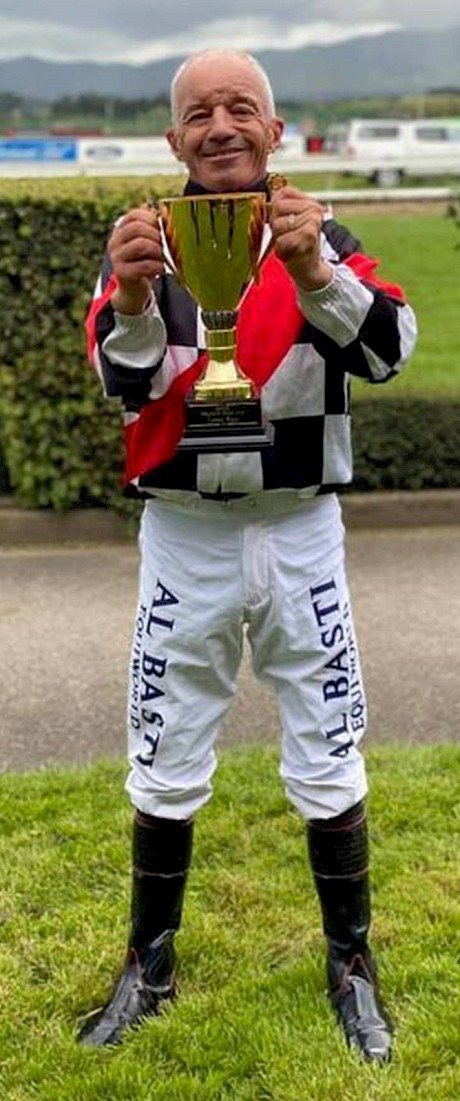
[{"left": 0, "top": 524, "right": 458, "bottom": 772}]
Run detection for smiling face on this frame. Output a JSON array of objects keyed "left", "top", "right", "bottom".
[{"left": 166, "top": 55, "right": 284, "bottom": 192}]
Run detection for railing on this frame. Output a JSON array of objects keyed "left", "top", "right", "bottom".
[{"left": 308, "top": 186, "right": 457, "bottom": 203}]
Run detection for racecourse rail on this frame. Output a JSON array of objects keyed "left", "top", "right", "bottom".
[
  {"left": 0, "top": 137, "right": 457, "bottom": 205},
  {"left": 0, "top": 135, "right": 455, "bottom": 194}
]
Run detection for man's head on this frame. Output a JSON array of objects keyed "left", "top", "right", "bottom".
[{"left": 166, "top": 50, "right": 284, "bottom": 192}]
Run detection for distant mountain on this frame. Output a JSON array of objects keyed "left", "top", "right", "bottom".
[{"left": 1, "top": 28, "right": 460, "bottom": 103}]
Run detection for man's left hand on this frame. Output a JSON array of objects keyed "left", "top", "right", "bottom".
[{"left": 270, "top": 186, "right": 333, "bottom": 292}]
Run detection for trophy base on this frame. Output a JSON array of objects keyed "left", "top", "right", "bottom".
[{"left": 179, "top": 398, "right": 272, "bottom": 453}]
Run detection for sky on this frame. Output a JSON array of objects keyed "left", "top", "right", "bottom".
[{"left": 0, "top": 1, "right": 458, "bottom": 65}]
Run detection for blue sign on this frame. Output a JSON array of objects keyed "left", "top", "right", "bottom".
[{"left": 0, "top": 138, "right": 77, "bottom": 162}]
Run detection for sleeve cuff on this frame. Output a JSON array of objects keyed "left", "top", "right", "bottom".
[
  {"left": 296, "top": 263, "right": 374, "bottom": 347},
  {"left": 103, "top": 296, "right": 167, "bottom": 369}
]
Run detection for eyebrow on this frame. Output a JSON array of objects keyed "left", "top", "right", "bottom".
[{"left": 181, "top": 92, "right": 260, "bottom": 119}]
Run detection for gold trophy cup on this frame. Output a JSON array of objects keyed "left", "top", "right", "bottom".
[{"left": 158, "top": 192, "right": 272, "bottom": 451}]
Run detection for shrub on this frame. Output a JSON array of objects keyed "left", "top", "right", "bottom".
[
  {"left": 0, "top": 177, "right": 179, "bottom": 508},
  {"left": 352, "top": 397, "right": 460, "bottom": 490}
]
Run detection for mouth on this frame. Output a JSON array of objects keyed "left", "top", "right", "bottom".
[{"left": 202, "top": 147, "right": 246, "bottom": 162}]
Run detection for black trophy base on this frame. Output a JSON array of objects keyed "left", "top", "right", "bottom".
[{"left": 179, "top": 398, "right": 272, "bottom": 453}]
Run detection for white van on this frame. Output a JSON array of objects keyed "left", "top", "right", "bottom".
[{"left": 330, "top": 118, "right": 460, "bottom": 186}]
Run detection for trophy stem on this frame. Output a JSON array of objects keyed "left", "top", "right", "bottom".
[
  {"left": 194, "top": 360, "right": 252, "bottom": 402},
  {"left": 194, "top": 313, "right": 253, "bottom": 402}
]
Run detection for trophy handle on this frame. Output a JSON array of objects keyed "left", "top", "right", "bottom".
[
  {"left": 258, "top": 234, "right": 276, "bottom": 269},
  {"left": 255, "top": 171, "right": 287, "bottom": 271},
  {"left": 242, "top": 212, "right": 274, "bottom": 293},
  {"left": 147, "top": 200, "right": 182, "bottom": 280}
]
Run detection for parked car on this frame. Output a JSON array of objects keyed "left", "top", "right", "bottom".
[{"left": 325, "top": 117, "right": 460, "bottom": 186}]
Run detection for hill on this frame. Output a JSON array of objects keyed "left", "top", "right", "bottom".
[{"left": 0, "top": 27, "right": 459, "bottom": 103}]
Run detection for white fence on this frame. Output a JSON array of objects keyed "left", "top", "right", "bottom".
[
  {"left": 0, "top": 134, "right": 308, "bottom": 176},
  {"left": 0, "top": 137, "right": 459, "bottom": 204}
]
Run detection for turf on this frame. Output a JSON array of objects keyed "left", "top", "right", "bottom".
[
  {"left": 341, "top": 213, "right": 460, "bottom": 398},
  {"left": 0, "top": 743, "right": 459, "bottom": 1100}
]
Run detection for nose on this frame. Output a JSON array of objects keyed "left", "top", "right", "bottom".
[{"left": 208, "top": 105, "right": 237, "bottom": 140}]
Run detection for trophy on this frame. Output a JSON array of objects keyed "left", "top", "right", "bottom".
[{"left": 157, "top": 192, "right": 272, "bottom": 452}]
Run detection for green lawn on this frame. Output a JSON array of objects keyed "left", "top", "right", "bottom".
[
  {"left": 284, "top": 176, "right": 460, "bottom": 399},
  {"left": 330, "top": 213, "right": 460, "bottom": 399},
  {"left": 0, "top": 743, "right": 459, "bottom": 1100},
  {"left": 288, "top": 171, "right": 460, "bottom": 192}
]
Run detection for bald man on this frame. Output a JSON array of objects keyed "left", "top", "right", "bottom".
[{"left": 80, "top": 50, "right": 416, "bottom": 1060}]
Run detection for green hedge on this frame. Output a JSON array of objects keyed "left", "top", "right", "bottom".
[
  {"left": 352, "top": 396, "right": 460, "bottom": 490},
  {"left": 0, "top": 179, "right": 458, "bottom": 507},
  {"left": 0, "top": 178, "right": 178, "bottom": 509}
]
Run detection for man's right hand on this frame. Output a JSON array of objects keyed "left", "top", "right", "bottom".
[{"left": 108, "top": 207, "right": 165, "bottom": 315}]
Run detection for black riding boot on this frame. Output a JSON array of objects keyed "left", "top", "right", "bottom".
[
  {"left": 307, "top": 800, "right": 392, "bottom": 1063},
  {"left": 78, "top": 811, "right": 193, "bottom": 1047}
]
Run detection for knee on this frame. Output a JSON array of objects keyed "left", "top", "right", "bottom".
[{"left": 126, "top": 766, "right": 213, "bottom": 820}]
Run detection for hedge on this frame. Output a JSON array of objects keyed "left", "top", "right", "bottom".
[
  {"left": 352, "top": 397, "right": 460, "bottom": 490},
  {"left": 0, "top": 179, "right": 459, "bottom": 508},
  {"left": 0, "top": 178, "right": 177, "bottom": 509}
]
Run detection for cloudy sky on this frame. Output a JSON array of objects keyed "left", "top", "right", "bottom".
[{"left": 0, "top": 1, "right": 458, "bottom": 64}]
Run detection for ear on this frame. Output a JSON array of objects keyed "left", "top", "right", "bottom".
[
  {"left": 166, "top": 127, "right": 183, "bottom": 161},
  {"left": 267, "top": 116, "right": 284, "bottom": 153}
]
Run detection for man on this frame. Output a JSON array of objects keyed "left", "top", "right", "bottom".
[{"left": 80, "top": 50, "right": 417, "bottom": 1059}]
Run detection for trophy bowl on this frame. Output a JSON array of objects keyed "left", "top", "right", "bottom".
[{"left": 158, "top": 192, "right": 272, "bottom": 452}]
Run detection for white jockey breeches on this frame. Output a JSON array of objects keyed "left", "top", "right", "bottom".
[{"left": 125, "top": 493, "right": 368, "bottom": 822}]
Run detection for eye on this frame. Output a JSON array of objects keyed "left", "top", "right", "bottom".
[
  {"left": 185, "top": 109, "right": 211, "bottom": 124},
  {"left": 232, "top": 103, "right": 256, "bottom": 118}
]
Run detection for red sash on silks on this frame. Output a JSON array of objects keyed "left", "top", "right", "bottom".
[
  {"left": 86, "top": 252, "right": 405, "bottom": 484},
  {"left": 344, "top": 253, "right": 405, "bottom": 303}
]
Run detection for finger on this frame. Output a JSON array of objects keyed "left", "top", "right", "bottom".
[
  {"left": 110, "top": 225, "right": 164, "bottom": 263},
  {"left": 108, "top": 229, "right": 163, "bottom": 269},
  {"left": 271, "top": 184, "right": 325, "bottom": 207},
  {"left": 270, "top": 198, "right": 324, "bottom": 224},
  {"left": 270, "top": 216, "right": 319, "bottom": 244},
  {"left": 115, "top": 239, "right": 164, "bottom": 264},
  {"left": 270, "top": 206, "right": 323, "bottom": 242},
  {"left": 112, "top": 221, "right": 162, "bottom": 248},
  {"left": 116, "top": 207, "right": 159, "bottom": 228},
  {"left": 270, "top": 184, "right": 307, "bottom": 203},
  {"left": 270, "top": 187, "right": 324, "bottom": 210},
  {"left": 270, "top": 218, "right": 298, "bottom": 242},
  {"left": 116, "top": 259, "right": 164, "bottom": 281}
]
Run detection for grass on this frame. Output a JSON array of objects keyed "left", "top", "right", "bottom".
[
  {"left": 332, "top": 213, "right": 460, "bottom": 399},
  {"left": 288, "top": 171, "right": 460, "bottom": 191},
  {"left": 284, "top": 172, "right": 460, "bottom": 401},
  {"left": 285, "top": 175, "right": 460, "bottom": 401},
  {"left": 0, "top": 743, "right": 459, "bottom": 1100}
]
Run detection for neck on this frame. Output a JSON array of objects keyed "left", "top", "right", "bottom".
[{"left": 184, "top": 177, "right": 270, "bottom": 197}]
